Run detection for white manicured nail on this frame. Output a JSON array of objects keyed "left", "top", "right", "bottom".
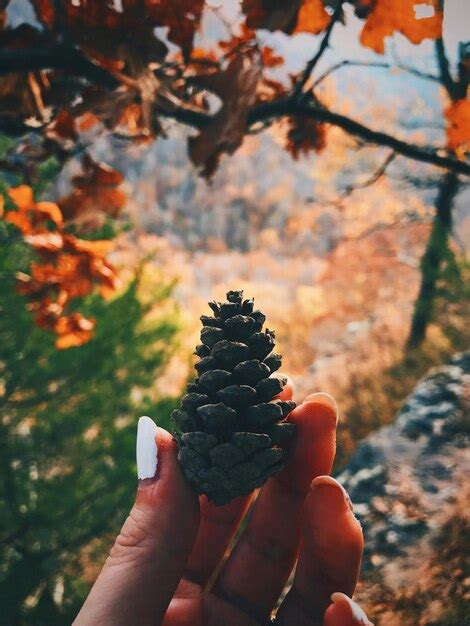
[
  {"left": 331, "top": 593, "right": 373, "bottom": 625},
  {"left": 136, "top": 416, "right": 158, "bottom": 480}
]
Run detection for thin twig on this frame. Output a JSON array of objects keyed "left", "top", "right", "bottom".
[
  {"left": 340, "top": 151, "right": 396, "bottom": 196},
  {"left": 293, "top": 1, "right": 345, "bottom": 97},
  {"left": 312, "top": 59, "right": 390, "bottom": 88}
]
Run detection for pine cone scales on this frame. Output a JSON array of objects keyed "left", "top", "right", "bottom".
[{"left": 172, "top": 290, "right": 296, "bottom": 505}]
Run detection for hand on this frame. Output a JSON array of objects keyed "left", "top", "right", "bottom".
[{"left": 74, "top": 379, "right": 373, "bottom": 626}]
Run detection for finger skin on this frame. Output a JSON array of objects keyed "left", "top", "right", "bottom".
[
  {"left": 163, "top": 580, "right": 259, "bottom": 626},
  {"left": 323, "top": 593, "right": 374, "bottom": 626},
  {"left": 74, "top": 428, "right": 199, "bottom": 626},
  {"left": 276, "top": 477, "right": 363, "bottom": 626},
  {"left": 213, "top": 397, "right": 338, "bottom": 622},
  {"left": 184, "top": 374, "right": 294, "bottom": 587},
  {"left": 184, "top": 494, "right": 253, "bottom": 586}
]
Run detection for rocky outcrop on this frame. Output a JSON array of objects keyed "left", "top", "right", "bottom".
[{"left": 337, "top": 352, "right": 469, "bottom": 576}]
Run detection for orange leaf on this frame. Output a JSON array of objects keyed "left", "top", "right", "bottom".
[
  {"left": 360, "top": 0, "right": 442, "bottom": 54},
  {"left": 445, "top": 99, "right": 470, "bottom": 153},
  {"left": 66, "top": 236, "right": 114, "bottom": 257},
  {"left": 8, "top": 185, "right": 34, "bottom": 211},
  {"left": 54, "top": 313, "right": 95, "bottom": 349},
  {"left": 295, "top": 0, "right": 330, "bottom": 34},
  {"left": 78, "top": 112, "right": 100, "bottom": 131},
  {"left": 4, "top": 210, "right": 34, "bottom": 234},
  {"left": 36, "top": 201, "right": 64, "bottom": 226}
]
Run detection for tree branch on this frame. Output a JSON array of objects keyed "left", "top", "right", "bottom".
[
  {"left": 293, "top": 1, "right": 345, "bottom": 96},
  {"left": 0, "top": 46, "right": 119, "bottom": 89},
  {"left": 246, "top": 98, "right": 470, "bottom": 175},
  {"left": 435, "top": 38, "right": 460, "bottom": 100}
]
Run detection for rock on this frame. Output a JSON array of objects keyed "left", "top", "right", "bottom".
[{"left": 336, "top": 352, "right": 470, "bottom": 574}]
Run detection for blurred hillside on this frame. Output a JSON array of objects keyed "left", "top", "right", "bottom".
[{"left": 96, "top": 112, "right": 469, "bottom": 461}]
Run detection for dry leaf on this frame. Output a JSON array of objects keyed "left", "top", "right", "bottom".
[{"left": 189, "top": 54, "right": 262, "bottom": 178}]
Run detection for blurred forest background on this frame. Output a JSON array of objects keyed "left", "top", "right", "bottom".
[{"left": 0, "top": 0, "right": 469, "bottom": 624}]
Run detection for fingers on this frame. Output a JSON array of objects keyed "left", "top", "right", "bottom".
[
  {"left": 275, "top": 477, "right": 363, "bottom": 626},
  {"left": 323, "top": 593, "right": 373, "bottom": 626},
  {"left": 213, "top": 394, "right": 338, "bottom": 622},
  {"left": 184, "top": 494, "right": 254, "bottom": 586},
  {"left": 183, "top": 372, "right": 294, "bottom": 587},
  {"left": 74, "top": 424, "right": 199, "bottom": 626}
]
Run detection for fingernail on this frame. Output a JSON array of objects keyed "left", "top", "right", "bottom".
[
  {"left": 302, "top": 392, "right": 339, "bottom": 423},
  {"left": 331, "top": 593, "right": 373, "bottom": 625},
  {"left": 136, "top": 416, "right": 158, "bottom": 480},
  {"left": 311, "top": 476, "right": 354, "bottom": 512}
]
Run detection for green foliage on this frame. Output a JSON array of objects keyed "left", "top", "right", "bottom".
[{"left": 0, "top": 234, "right": 181, "bottom": 625}]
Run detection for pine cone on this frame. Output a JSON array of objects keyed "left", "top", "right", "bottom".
[{"left": 172, "top": 290, "right": 296, "bottom": 505}]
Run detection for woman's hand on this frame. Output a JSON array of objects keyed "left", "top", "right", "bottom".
[{"left": 74, "top": 379, "right": 373, "bottom": 626}]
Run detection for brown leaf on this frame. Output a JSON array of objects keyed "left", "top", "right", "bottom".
[
  {"left": 189, "top": 53, "right": 262, "bottom": 178},
  {"left": 242, "top": 0, "right": 329, "bottom": 34},
  {"left": 286, "top": 116, "right": 327, "bottom": 159},
  {"left": 47, "top": 109, "right": 77, "bottom": 142},
  {"left": 243, "top": 0, "right": 302, "bottom": 33},
  {"left": 146, "top": 0, "right": 205, "bottom": 58}
]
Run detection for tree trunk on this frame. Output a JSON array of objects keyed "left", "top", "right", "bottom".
[{"left": 406, "top": 171, "right": 460, "bottom": 349}]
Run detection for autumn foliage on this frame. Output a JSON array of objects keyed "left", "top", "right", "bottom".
[
  {"left": 3, "top": 158, "right": 122, "bottom": 347},
  {"left": 0, "top": 0, "right": 468, "bottom": 345}
]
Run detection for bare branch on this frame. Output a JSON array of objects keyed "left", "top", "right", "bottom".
[
  {"left": 246, "top": 98, "right": 470, "bottom": 175},
  {"left": 308, "top": 151, "right": 397, "bottom": 208},
  {"left": 435, "top": 38, "right": 460, "bottom": 100},
  {"left": 312, "top": 59, "right": 390, "bottom": 88},
  {"left": 293, "top": 1, "right": 345, "bottom": 97},
  {"left": 341, "top": 151, "right": 396, "bottom": 196}
]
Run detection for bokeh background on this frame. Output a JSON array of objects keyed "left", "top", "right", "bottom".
[{"left": 1, "top": 0, "right": 469, "bottom": 624}]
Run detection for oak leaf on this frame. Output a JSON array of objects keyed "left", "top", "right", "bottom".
[
  {"left": 6, "top": 186, "right": 63, "bottom": 233},
  {"left": 360, "top": 0, "right": 442, "bottom": 54}
]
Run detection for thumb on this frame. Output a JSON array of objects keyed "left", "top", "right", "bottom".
[{"left": 74, "top": 418, "right": 199, "bottom": 626}]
